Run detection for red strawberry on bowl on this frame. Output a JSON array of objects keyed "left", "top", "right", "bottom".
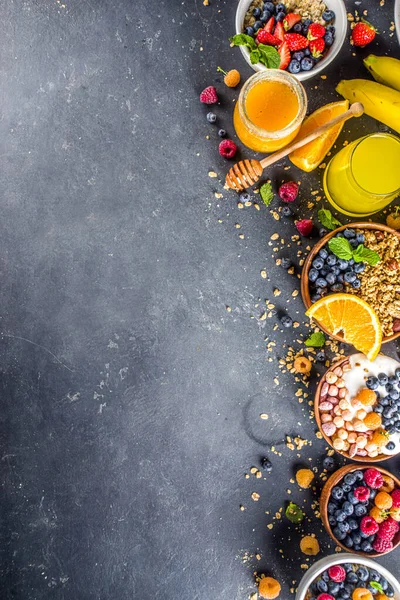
[
  {"left": 308, "top": 23, "right": 326, "bottom": 40},
  {"left": 256, "top": 30, "right": 281, "bottom": 45},
  {"left": 284, "top": 33, "right": 309, "bottom": 51},
  {"left": 274, "top": 21, "right": 285, "bottom": 43},
  {"left": 309, "top": 37, "right": 325, "bottom": 58},
  {"left": 278, "top": 41, "right": 291, "bottom": 71},
  {"left": 264, "top": 16, "right": 275, "bottom": 34},
  {"left": 283, "top": 13, "right": 302, "bottom": 31},
  {"left": 351, "top": 19, "right": 377, "bottom": 46}
]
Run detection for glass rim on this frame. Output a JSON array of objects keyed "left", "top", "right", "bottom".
[
  {"left": 349, "top": 132, "right": 400, "bottom": 197},
  {"left": 237, "top": 70, "right": 307, "bottom": 140}
]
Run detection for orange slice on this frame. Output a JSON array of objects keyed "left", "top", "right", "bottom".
[
  {"left": 289, "top": 99, "right": 349, "bottom": 172},
  {"left": 305, "top": 293, "right": 382, "bottom": 361}
]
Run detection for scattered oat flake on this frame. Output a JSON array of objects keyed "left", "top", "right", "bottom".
[
  {"left": 214, "top": 192, "right": 223, "bottom": 199},
  {"left": 261, "top": 270, "right": 267, "bottom": 279},
  {"left": 260, "top": 413, "right": 269, "bottom": 420},
  {"left": 208, "top": 171, "right": 217, "bottom": 178},
  {"left": 252, "top": 492, "right": 260, "bottom": 501}
]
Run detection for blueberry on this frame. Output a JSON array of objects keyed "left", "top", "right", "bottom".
[
  {"left": 316, "top": 277, "right": 328, "bottom": 288},
  {"left": 344, "top": 271, "right": 357, "bottom": 283},
  {"left": 245, "top": 26, "right": 255, "bottom": 36},
  {"left": 355, "top": 232, "right": 364, "bottom": 243},
  {"left": 380, "top": 395, "right": 390, "bottom": 406},
  {"left": 335, "top": 509, "right": 346, "bottom": 522},
  {"left": 239, "top": 192, "right": 251, "bottom": 203},
  {"left": 300, "top": 56, "right": 314, "bottom": 71},
  {"left": 348, "top": 517, "right": 358, "bottom": 530},
  {"left": 288, "top": 59, "right": 301, "bottom": 74},
  {"left": 380, "top": 579, "right": 388, "bottom": 591},
  {"left": 310, "top": 293, "right": 321, "bottom": 303},
  {"left": 321, "top": 572, "right": 330, "bottom": 582},
  {"left": 253, "top": 7, "right": 261, "bottom": 17},
  {"left": 337, "top": 520, "right": 350, "bottom": 533},
  {"left": 367, "top": 584, "right": 379, "bottom": 596},
  {"left": 343, "top": 228, "right": 356, "bottom": 239},
  {"left": 396, "top": 367, "right": 400, "bottom": 379},
  {"left": 328, "top": 582, "right": 341, "bottom": 595},
  {"left": 344, "top": 535, "right": 353, "bottom": 548},
  {"left": 218, "top": 129, "right": 226, "bottom": 137},
  {"left": 319, "top": 248, "right": 329, "bottom": 259},
  {"left": 281, "top": 257, "right": 292, "bottom": 269},
  {"left": 333, "top": 526, "right": 347, "bottom": 540},
  {"left": 386, "top": 584, "right": 394, "bottom": 597},
  {"left": 341, "top": 483, "right": 351, "bottom": 493},
  {"left": 383, "top": 407, "right": 394, "bottom": 418},
  {"left": 328, "top": 501, "right": 338, "bottom": 514},
  {"left": 347, "top": 492, "right": 359, "bottom": 505},
  {"left": 326, "top": 272, "right": 336, "bottom": 285},
  {"left": 253, "top": 20, "right": 263, "bottom": 30},
  {"left": 280, "top": 315, "right": 293, "bottom": 328},
  {"left": 357, "top": 567, "right": 369, "bottom": 582},
  {"left": 378, "top": 373, "right": 389, "bottom": 385},
  {"left": 354, "top": 504, "right": 367, "bottom": 517},
  {"left": 341, "top": 588, "right": 351, "bottom": 599},
  {"left": 309, "top": 268, "right": 319, "bottom": 282},
  {"left": 354, "top": 470, "right": 364, "bottom": 480},
  {"left": 395, "top": 421, "right": 400, "bottom": 432},
  {"left": 276, "top": 2, "right": 286, "bottom": 12},
  {"left": 317, "top": 580, "right": 329, "bottom": 593},
  {"left": 343, "top": 564, "right": 353, "bottom": 574},
  {"left": 338, "top": 259, "right": 349, "bottom": 270},
  {"left": 361, "top": 540, "right": 373, "bottom": 553},
  {"left": 302, "top": 18, "right": 312, "bottom": 34},
  {"left": 326, "top": 254, "right": 337, "bottom": 266},
  {"left": 390, "top": 388, "right": 399, "bottom": 400},
  {"left": 388, "top": 375, "right": 397, "bottom": 384},
  {"left": 322, "top": 9, "right": 335, "bottom": 21},
  {"left": 328, "top": 514, "right": 337, "bottom": 526},
  {"left": 342, "top": 501, "right": 354, "bottom": 516},
  {"left": 276, "top": 10, "right": 285, "bottom": 21},
  {"left": 352, "top": 278, "right": 361, "bottom": 289},
  {"left": 264, "top": 1, "right": 275, "bottom": 12},
  {"left": 326, "top": 24, "right": 336, "bottom": 34},
  {"left": 260, "top": 9, "right": 271, "bottom": 22},
  {"left": 344, "top": 473, "right": 357, "bottom": 486},
  {"left": 331, "top": 283, "right": 344, "bottom": 292},
  {"left": 331, "top": 486, "right": 344, "bottom": 501},
  {"left": 366, "top": 376, "right": 379, "bottom": 390},
  {"left": 319, "top": 227, "right": 327, "bottom": 237},
  {"left": 312, "top": 257, "right": 324, "bottom": 270},
  {"left": 351, "top": 531, "right": 362, "bottom": 545},
  {"left": 354, "top": 262, "right": 365, "bottom": 273},
  {"left": 207, "top": 112, "right": 217, "bottom": 123},
  {"left": 347, "top": 572, "right": 359, "bottom": 584},
  {"left": 349, "top": 239, "right": 359, "bottom": 248},
  {"left": 282, "top": 205, "right": 292, "bottom": 217},
  {"left": 316, "top": 350, "right": 326, "bottom": 363},
  {"left": 349, "top": 258, "right": 355, "bottom": 265},
  {"left": 293, "top": 23, "right": 303, "bottom": 33},
  {"left": 375, "top": 404, "right": 384, "bottom": 414},
  {"left": 369, "top": 569, "right": 380, "bottom": 582},
  {"left": 261, "top": 457, "right": 272, "bottom": 472},
  {"left": 369, "top": 490, "right": 377, "bottom": 502}
]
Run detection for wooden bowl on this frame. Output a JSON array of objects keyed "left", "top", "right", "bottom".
[
  {"left": 301, "top": 223, "right": 400, "bottom": 343},
  {"left": 315, "top": 355, "right": 400, "bottom": 463},
  {"left": 320, "top": 464, "right": 400, "bottom": 557}
]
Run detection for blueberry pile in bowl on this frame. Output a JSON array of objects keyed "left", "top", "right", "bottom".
[
  {"left": 306, "top": 562, "right": 396, "bottom": 600},
  {"left": 323, "top": 467, "right": 400, "bottom": 555}
]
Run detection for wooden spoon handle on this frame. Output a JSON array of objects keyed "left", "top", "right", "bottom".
[{"left": 259, "top": 102, "right": 364, "bottom": 170}]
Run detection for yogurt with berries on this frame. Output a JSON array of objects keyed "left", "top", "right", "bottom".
[{"left": 317, "top": 353, "right": 400, "bottom": 459}]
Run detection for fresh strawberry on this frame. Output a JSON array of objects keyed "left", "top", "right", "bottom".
[
  {"left": 283, "top": 13, "right": 302, "bottom": 31},
  {"left": 351, "top": 19, "right": 377, "bottom": 46},
  {"left": 284, "top": 33, "right": 309, "bottom": 51},
  {"left": 257, "top": 30, "right": 281, "bottom": 45},
  {"left": 308, "top": 22, "right": 326, "bottom": 39},
  {"left": 274, "top": 21, "right": 285, "bottom": 43},
  {"left": 278, "top": 41, "right": 291, "bottom": 70},
  {"left": 309, "top": 37, "right": 325, "bottom": 57},
  {"left": 264, "top": 16, "right": 275, "bottom": 34}
]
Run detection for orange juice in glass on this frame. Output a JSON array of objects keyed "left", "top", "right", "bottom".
[{"left": 233, "top": 70, "right": 307, "bottom": 153}]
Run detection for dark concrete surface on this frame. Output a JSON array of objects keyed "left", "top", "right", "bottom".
[{"left": 0, "top": 1, "right": 399, "bottom": 599}]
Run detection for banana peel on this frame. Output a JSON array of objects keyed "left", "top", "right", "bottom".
[{"left": 364, "top": 54, "right": 400, "bottom": 92}]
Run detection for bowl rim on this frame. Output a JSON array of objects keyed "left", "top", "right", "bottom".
[
  {"left": 295, "top": 552, "right": 400, "bottom": 600},
  {"left": 235, "top": 0, "right": 348, "bottom": 81},
  {"left": 320, "top": 463, "right": 400, "bottom": 557},
  {"left": 314, "top": 353, "right": 400, "bottom": 463},
  {"left": 300, "top": 222, "right": 400, "bottom": 343}
]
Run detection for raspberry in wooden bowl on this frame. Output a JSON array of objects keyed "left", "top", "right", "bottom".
[
  {"left": 315, "top": 353, "right": 400, "bottom": 462},
  {"left": 320, "top": 464, "right": 400, "bottom": 557}
]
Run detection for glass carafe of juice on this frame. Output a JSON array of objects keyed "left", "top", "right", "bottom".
[
  {"left": 323, "top": 133, "right": 400, "bottom": 217},
  {"left": 233, "top": 70, "right": 307, "bottom": 153}
]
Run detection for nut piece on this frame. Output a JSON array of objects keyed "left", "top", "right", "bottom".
[{"left": 387, "top": 258, "right": 399, "bottom": 271}]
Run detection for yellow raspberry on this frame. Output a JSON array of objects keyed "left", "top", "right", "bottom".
[
  {"left": 363, "top": 412, "right": 382, "bottom": 430},
  {"left": 375, "top": 491, "right": 393, "bottom": 510},
  {"left": 296, "top": 468, "right": 314, "bottom": 489},
  {"left": 352, "top": 588, "right": 373, "bottom": 600},
  {"left": 371, "top": 430, "right": 390, "bottom": 447},
  {"left": 369, "top": 506, "right": 389, "bottom": 524},
  {"left": 300, "top": 535, "right": 320, "bottom": 555},
  {"left": 217, "top": 66, "right": 241, "bottom": 88},
  {"left": 390, "top": 506, "right": 400, "bottom": 522},
  {"left": 381, "top": 475, "right": 395, "bottom": 493},
  {"left": 294, "top": 356, "right": 312, "bottom": 374},
  {"left": 355, "top": 388, "right": 377, "bottom": 406},
  {"left": 387, "top": 211, "right": 400, "bottom": 230},
  {"left": 258, "top": 576, "right": 281, "bottom": 599}
]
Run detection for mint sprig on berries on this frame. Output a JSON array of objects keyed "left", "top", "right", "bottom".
[
  {"left": 328, "top": 237, "right": 380, "bottom": 266},
  {"left": 260, "top": 182, "right": 274, "bottom": 207},
  {"left": 305, "top": 332, "right": 326, "bottom": 347},
  {"left": 318, "top": 209, "right": 342, "bottom": 231},
  {"left": 229, "top": 35, "right": 280, "bottom": 68},
  {"left": 370, "top": 582, "right": 384, "bottom": 594},
  {"left": 285, "top": 502, "right": 304, "bottom": 524}
]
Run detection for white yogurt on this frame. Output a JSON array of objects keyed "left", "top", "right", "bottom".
[{"left": 343, "top": 353, "right": 400, "bottom": 456}]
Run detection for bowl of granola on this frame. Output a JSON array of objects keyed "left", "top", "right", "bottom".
[
  {"left": 301, "top": 223, "right": 400, "bottom": 343},
  {"left": 234, "top": 0, "right": 347, "bottom": 81}
]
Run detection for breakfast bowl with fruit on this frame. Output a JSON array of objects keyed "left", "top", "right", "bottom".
[{"left": 234, "top": 0, "right": 347, "bottom": 80}]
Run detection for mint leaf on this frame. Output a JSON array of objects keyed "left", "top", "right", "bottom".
[
  {"left": 260, "top": 182, "right": 274, "bottom": 207},
  {"left": 250, "top": 49, "right": 261, "bottom": 64},
  {"left": 353, "top": 244, "right": 380, "bottom": 266},
  {"left": 328, "top": 237, "right": 353, "bottom": 260},
  {"left": 318, "top": 209, "right": 342, "bottom": 231},
  {"left": 258, "top": 44, "right": 280, "bottom": 69},
  {"left": 229, "top": 34, "right": 257, "bottom": 51},
  {"left": 305, "top": 332, "right": 326, "bottom": 347},
  {"left": 285, "top": 502, "right": 304, "bottom": 524},
  {"left": 370, "top": 582, "right": 384, "bottom": 594}
]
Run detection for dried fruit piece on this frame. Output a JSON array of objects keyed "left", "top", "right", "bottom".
[{"left": 296, "top": 468, "right": 314, "bottom": 488}]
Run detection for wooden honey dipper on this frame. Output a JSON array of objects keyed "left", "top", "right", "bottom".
[{"left": 225, "top": 102, "right": 364, "bottom": 191}]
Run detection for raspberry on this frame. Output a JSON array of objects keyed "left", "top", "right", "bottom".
[
  {"left": 380, "top": 475, "right": 395, "bottom": 493},
  {"left": 378, "top": 516, "right": 399, "bottom": 541},
  {"left": 364, "top": 468, "right": 384, "bottom": 489},
  {"left": 295, "top": 219, "right": 313, "bottom": 236},
  {"left": 373, "top": 536, "right": 393, "bottom": 553},
  {"left": 391, "top": 489, "right": 400, "bottom": 507},
  {"left": 317, "top": 595, "right": 335, "bottom": 600},
  {"left": 217, "top": 67, "right": 241, "bottom": 88},
  {"left": 354, "top": 486, "right": 370, "bottom": 502},
  {"left": 219, "top": 139, "right": 237, "bottom": 159},
  {"left": 258, "top": 576, "right": 281, "bottom": 599},
  {"left": 300, "top": 535, "right": 320, "bottom": 555},
  {"left": 278, "top": 181, "right": 298, "bottom": 202},
  {"left": 360, "top": 515, "right": 379, "bottom": 535},
  {"left": 375, "top": 491, "right": 393, "bottom": 510},
  {"left": 200, "top": 86, "right": 218, "bottom": 104},
  {"left": 296, "top": 468, "right": 314, "bottom": 488},
  {"left": 363, "top": 412, "right": 382, "bottom": 430},
  {"left": 328, "top": 565, "right": 346, "bottom": 582},
  {"left": 355, "top": 388, "right": 376, "bottom": 406}
]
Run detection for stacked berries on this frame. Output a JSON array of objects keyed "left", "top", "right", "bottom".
[
  {"left": 307, "top": 562, "right": 395, "bottom": 600},
  {"left": 365, "top": 369, "right": 400, "bottom": 444},
  {"left": 243, "top": 1, "right": 336, "bottom": 74},
  {"left": 327, "top": 468, "right": 400, "bottom": 554},
  {"left": 308, "top": 228, "right": 366, "bottom": 303}
]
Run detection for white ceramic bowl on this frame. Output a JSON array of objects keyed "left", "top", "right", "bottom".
[
  {"left": 235, "top": 0, "right": 347, "bottom": 81},
  {"left": 395, "top": 0, "right": 400, "bottom": 44},
  {"left": 295, "top": 553, "right": 400, "bottom": 600}
]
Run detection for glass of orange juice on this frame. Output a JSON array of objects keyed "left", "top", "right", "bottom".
[
  {"left": 323, "top": 133, "right": 400, "bottom": 217},
  {"left": 233, "top": 70, "right": 307, "bottom": 153}
]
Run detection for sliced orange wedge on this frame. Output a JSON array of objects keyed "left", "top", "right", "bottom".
[
  {"left": 289, "top": 99, "right": 349, "bottom": 172},
  {"left": 305, "top": 293, "right": 382, "bottom": 361}
]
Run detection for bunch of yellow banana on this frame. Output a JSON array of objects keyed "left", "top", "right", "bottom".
[{"left": 336, "top": 55, "right": 400, "bottom": 135}]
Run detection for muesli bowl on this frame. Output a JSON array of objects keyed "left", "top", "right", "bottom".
[
  {"left": 315, "top": 353, "right": 400, "bottom": 462},
  {"left": 235, "top": 0, "right": 347, "bottom": 81},
  {"left": 301, "top": 223, "right": 400, "bottom": 343},
  {"left": 295, "top": 553, "right": 400, "bottom": 600}
]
